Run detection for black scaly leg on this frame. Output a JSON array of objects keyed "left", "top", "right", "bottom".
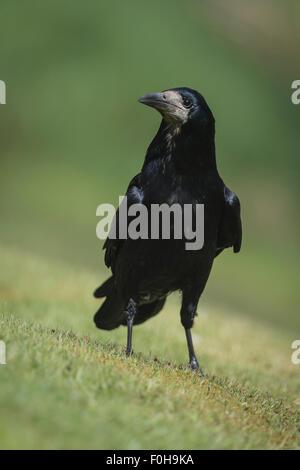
[
  {"left": 180, "top": 289, "right": 204, "bottom": 376},
  {"left": 125, "top": 298, "right": 137, "bottom": 357},
  {"left": 185, "top": 328, "right": 204, "bottom": 375}
]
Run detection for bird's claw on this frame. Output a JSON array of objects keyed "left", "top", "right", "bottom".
[
  {"left": 126, "top": 348, "right": 134, "bottom": 357},
  {"left": 189, "top": 358, "right": 204, "bottom": 376}
]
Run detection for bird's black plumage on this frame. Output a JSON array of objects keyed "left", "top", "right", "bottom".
[{"left": 94, "top": 87, "right": 242, "bottom": 373}]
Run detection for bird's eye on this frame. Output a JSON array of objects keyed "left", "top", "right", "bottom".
[{"left": 182, "top": 96, "right": 192, "bottom": 108}]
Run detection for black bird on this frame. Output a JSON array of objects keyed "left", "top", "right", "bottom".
[{"left": 94, "top": 87, "right": 242, "bottom": 374}]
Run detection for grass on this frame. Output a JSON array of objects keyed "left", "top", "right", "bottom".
[{"left": 0, "top": 244, "right": 299, "bottom": 450}]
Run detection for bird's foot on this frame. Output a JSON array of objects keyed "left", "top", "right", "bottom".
[
  {"left": 189, "top": 357, "right": 204, "bottom": 377},
  {"left": 126, "top": 348, "right": 134, "bottom": 357}
]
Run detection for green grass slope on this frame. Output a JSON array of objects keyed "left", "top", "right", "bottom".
[{"left": 0, "top": 244, "right": 299, "bottom": 450}]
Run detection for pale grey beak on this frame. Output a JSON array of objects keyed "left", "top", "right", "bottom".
[
  {"left": 138, "top": 92, "right": 170, "bottom": 112},
  {"left": 138, "top": 91, "right": 187, "bottom": 123}
]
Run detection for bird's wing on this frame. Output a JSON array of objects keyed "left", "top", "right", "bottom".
[
  {"left": 215, "top": 185, "right": 242, "bottom": 257},
  {"left": 103, "top": 173, "right": 144, "bottom": 271}
]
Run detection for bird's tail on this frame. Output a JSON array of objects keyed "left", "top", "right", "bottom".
[
  {"left": 93, "top": 276, "right": 125, "bottom": 330},
  {"left": 94, "top": 277, "right": 167, "bottom": 329},
  {"left": 121, "top": 297, "right": 166, "bottom": 326}
]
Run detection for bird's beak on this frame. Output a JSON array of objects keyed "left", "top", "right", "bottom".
[
  {"left": 138, "top": 92, "right": 173, "bottom": 113},
  {"left": 138, "top": 91, "right": 188, "bottom": 123}
]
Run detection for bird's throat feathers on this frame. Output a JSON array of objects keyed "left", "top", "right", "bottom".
[{"left": 144, "top": 118, "right": 216, "bottom": 173}]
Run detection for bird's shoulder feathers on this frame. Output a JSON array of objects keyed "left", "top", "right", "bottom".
[
  {"left": 103, "top": 173, "right": 144, "bottom": 270},
  {"left": 215, "top": 185, "right": 242, "bottom": 257}
]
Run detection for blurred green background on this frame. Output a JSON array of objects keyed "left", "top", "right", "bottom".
[{"left": 0, "top": 0, "right": 299, "bottom": 332}]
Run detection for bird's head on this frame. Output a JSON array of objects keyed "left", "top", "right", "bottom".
[{"left": 138, "top": 87, "right": 214, "bottom": 128}]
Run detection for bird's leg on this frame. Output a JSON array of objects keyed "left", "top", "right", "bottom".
[
  {"left": 185, "top": 328, "right": 204, "bottom": 375},
  {"left": 125, "top": 298, "right": 137, "bottom": 357},
  {"left": 180, "top": 290, "right": 204, "bottom": 376}
]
